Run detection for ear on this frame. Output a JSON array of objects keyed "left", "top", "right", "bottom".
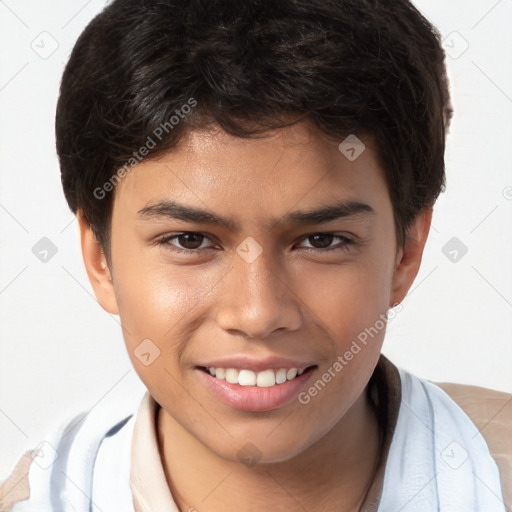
[
  {"left": 77, "top": 211, "right": 119, "bottom": 315},
  {"left": 390, "top": 207, "right": 433, "bottom": 307}
]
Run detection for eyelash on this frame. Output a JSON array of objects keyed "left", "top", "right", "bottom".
[{"left": 157, "top": 232, "right": 355, "bottom": 254}]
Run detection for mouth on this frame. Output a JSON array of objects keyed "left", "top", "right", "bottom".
[
  {"left": 195, "top": 365, "right": 318, "bottom": 412},
  {"left": 197, "top": 365, "right": 317, "bottom": 387}
]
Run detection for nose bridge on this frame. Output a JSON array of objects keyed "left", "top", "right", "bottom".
[
  {"left": 216, "top": 245, "right": 302, "bottom": 338},
  {"left": 239, "top": 248, "right": 281, "bottom": 303}
]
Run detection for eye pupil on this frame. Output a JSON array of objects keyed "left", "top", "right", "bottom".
[
  {"left": 178, "top": 233, "right": 204, "bottom": 249},
  {"left": 309, "top": 234, "right": 334, "bottom": 248}
]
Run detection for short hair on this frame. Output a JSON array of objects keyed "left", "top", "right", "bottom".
[{"left": 56, "top": 0, "right": 453, "bottom": 259}]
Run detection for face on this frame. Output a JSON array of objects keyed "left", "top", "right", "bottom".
[{"left": 81, "top": 120, "right": 429, "bottom": 463}]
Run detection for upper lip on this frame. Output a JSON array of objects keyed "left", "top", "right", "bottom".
[{"left": 197, "top": 355, "right": 316, "bottom": 372}]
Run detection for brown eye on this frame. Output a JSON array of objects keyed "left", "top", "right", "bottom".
[
  {"left": 308, "top": 234, "right": 335, "bottom": 249},
  {"left": 175, "top": 233, "right": 205, "bottom": 249},
  {"left": 158, "top": 232, "right": 214, "bottom": 251},
  {"left": 297, "top": 233, "right": 353, "bottom": 252}
]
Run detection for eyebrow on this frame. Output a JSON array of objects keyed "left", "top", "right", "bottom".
[{"left": 137, "top": 199, "right": 375, "bottom": 231}]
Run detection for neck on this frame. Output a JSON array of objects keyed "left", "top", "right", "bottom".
[{"left": 157, "top": 389, "right": 382, "bottom": 512}]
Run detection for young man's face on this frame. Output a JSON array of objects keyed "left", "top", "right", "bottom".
[{"left": 81, "top": 120, "right": 429, "bottom": 463}]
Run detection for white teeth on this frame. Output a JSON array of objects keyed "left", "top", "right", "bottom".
[
  {"left": 225, "top": 368, "right": 239, "bottom": 384},
  {"left": 275, "top": 368, "right": 287, "bottom": 384},
  {"left": 256, "top": 369, "right": 276, "bottom": 387},
  {"left": 286, "top": 368, "right": 297, "bottom": 380},
  {"left": 238, "top": 369, "right": 256, "bottom": 386},
  {"left": 206, "top": 366, "right": 309, "bottom": 387}
]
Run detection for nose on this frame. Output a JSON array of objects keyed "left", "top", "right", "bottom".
[{"left": 215, "top": 248, "right": 303, "bottom": 339}]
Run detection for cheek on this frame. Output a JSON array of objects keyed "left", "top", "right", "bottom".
[
  {"left": 110, "top": 226, "right": 205, "bottom": 326},
  {"left": 114, "top": 269, "right": 186, "bottom": 336},
  {"left": 109, "top": 242, "right": 232, "bottom": 375},
  {"left": 109, "top": 242, "right": 197, "bottom": 359},
  {"left": 303, "top": 255, "right": 393, "bottom": 346},
  {"left": 304, "top": 240, "right": 396, "bottom": 401},
  {"left": 111, "top": 260, "right": 203, "bottom": 406}
]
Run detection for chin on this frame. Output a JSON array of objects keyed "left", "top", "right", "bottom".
[{"left": 210, "top": 433, "right": 315, "bottom": 467}]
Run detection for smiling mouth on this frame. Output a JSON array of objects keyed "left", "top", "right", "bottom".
[{"left": 198, "top": 365, "right": 317, "bottom": 388}]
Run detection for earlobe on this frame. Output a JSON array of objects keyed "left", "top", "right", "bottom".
[
  {"left": 77, "top": 212, "right": 119, "bottom": 315},
  {"left": 389, "top": 207, "right": 433, "bottom": 307}
]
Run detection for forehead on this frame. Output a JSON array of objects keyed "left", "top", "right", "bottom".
[{"left": 113, "top": 121, "right": 390, "bottom": 221}]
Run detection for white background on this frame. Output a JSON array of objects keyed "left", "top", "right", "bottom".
[{"left": 1, "top": 0, "right": 511, "bottom": 479}]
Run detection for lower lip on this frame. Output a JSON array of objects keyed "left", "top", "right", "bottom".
[{"left": 195, "top": 367, "right": 316, "bottom": 412}]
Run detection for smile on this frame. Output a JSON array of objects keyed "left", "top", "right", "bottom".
[
  {"left": 196, "top": 365, "right": 317, "bottom": 412},
  {"left": 202, "top": 366, "right": 310, "bottom": 387}
]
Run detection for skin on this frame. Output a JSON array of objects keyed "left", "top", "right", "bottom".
[{"left": 79, "top": 119, "right": 432, "bottom": 511}]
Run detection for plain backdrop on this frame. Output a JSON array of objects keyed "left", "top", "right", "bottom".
[{"left": 1, "top": 0, "right": 511, "bottom": 479}]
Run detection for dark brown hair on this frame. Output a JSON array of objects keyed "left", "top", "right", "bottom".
[{"left": 56, "top": 0, "right": 453, "bottom": 257}]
